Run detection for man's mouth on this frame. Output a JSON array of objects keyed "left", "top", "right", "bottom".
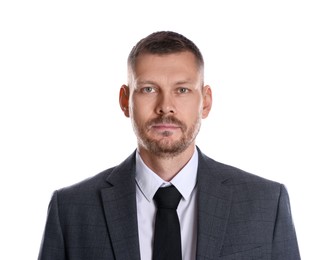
[
  {"left": 145, "top": 116, "right": 186, "bottom": 133},
  {"left": 151, "top": 123, "right": 180, "bottom": 130}
]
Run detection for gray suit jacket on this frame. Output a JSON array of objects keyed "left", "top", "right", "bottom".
[{"left": 38, "top": 148, "right": 300, "bottom": 259}]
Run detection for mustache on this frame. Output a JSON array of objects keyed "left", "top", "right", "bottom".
[{"left": 146, "top": 116, "right": 186, "bottom": 130}]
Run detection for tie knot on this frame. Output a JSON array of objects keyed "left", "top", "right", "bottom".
[{"left": 154, "top": 186, "right": 182, "bottom": 210}]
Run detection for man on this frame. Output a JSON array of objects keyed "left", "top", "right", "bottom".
[{"left": 38, "top": 31, "right": 300, "bottom": 260}]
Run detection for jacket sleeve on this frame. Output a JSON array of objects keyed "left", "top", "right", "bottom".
[
  {"left": 272, "top": 184, "right": 301, "bottom": 259},
  {"left": 38, "top": 191, "right": 66, "bottom": 260}
]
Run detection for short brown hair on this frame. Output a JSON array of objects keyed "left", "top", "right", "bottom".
[{"left": 127, "top": 31, "right": 204, "bottom": 71}]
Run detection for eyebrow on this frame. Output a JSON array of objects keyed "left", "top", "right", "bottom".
[
  {"left": 136, "top": 80, "right": 157, "bottom": 85},
  {"left": 136, "top": 79, "right": 194, "bottom": 86},
  {"left": 175, "top": 80, "right": 193, "bottom": 85}
]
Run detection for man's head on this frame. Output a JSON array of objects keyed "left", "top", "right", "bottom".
[
  {"left": 120, "top": 31, "right": 212, "bottom": 158},
  {"left": 127, "top": 31, "right": 204, "bottom": 82}
]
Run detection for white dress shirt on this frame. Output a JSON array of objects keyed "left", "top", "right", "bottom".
[{"left": 135, "top": 148, "right": 198, "bottom": 260}]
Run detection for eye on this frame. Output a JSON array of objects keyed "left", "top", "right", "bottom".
[
  {"left": 177, "top": 87, "right": 189, "bottom": 94},
  {"left": 142, "top": 87, "right": 155, "bottom": 93}
]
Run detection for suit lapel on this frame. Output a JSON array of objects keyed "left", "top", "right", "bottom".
[
  {"left": 196, "top": 150, "right": 233, "bottom": 260},
  {"left": 101, "top": 152, "right": 141, "bottom": 260}
]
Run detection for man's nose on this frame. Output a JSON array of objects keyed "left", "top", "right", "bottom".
[{"left": 155, "top": 92, "right": 176, "bottom": 115}]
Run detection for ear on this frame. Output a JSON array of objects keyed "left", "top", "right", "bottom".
[
  {"left": 201, "top": 85, "right": 212, "bottom": 119},
  {"left": 119, "top": 84, "right": 130, "bottom": 117}
]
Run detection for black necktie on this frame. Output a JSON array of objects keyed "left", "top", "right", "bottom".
[{"left": 153, "top": 185, "right": 182, "bottom": 260}]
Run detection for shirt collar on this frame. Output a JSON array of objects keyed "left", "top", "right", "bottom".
[{"left": 135, "top": 148, "right": 198, "bottom": 202}]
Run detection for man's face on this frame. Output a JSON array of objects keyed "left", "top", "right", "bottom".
[{"left": 120, "top": 51, "right": 212, "bottom": 158}]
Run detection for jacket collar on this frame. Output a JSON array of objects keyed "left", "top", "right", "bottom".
[
  {"left": 196, "top": 148, "right": 233, "bottom": 259},
  {"left": 101, "top": 152, "right": 141, "bottom": 260}
]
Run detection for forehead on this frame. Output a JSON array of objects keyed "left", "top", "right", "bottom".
[{"left": 128, "top": 52, "right": 203, "bottom": 84}]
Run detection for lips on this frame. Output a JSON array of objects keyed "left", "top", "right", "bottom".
[
  {"left": 146, "top": 116, "right": 186, "bottom": 132},
  {"left": 151, "top": 124, "right": 180, "bottom": 130}
]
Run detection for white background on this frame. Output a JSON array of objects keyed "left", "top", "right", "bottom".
[{"left": 1, "top": 1, "right": 335, "bottom": 259}]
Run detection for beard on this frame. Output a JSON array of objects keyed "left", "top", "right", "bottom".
[{"left": 133, "top": 115, "right": 201, "bottom": 158}]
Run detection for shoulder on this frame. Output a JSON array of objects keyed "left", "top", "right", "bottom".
[
  {"left": 54, "top": 167, "right": 116, "bottom": 204},
  {"left": 198, "top": 149, "right": 283, "bottom": 197},
  {"left": 55, "top": 151, "right": 137, "bottom": 199}
]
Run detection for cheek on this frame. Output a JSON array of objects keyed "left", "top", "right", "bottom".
[
  {"left": 132, "top": 96, "right": 158, "bottom": 115},
  {"left": 177, "top": 97, "right": 202, "bottom": 113},
  {"left": 130, "top": 99, "right": 150, "bottom": 123}
]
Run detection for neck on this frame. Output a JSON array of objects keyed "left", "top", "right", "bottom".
[{"left": 138, "top": 145, "right": 196, "bottom": 182}]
